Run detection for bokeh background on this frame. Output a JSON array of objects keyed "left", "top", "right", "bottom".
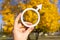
[{"left": 0, "top": 0, "right": 60, "bottom": 40}]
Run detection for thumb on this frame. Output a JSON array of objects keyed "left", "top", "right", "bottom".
[{"left": 25, "top": 27, "right": 34, "bottom": 35}]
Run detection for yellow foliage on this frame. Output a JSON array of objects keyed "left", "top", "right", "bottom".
[
  {"left": 3, "top": 26, "right": 8, "bottom": 32},
  {"left": 24, "top": 10, "right": 38, "bottom": 24},
  {"left": 2, "top": 0, "right": 59, "bottom": 33},
  {"left": 59, "top": 15, "right": 60, "bottom": 20},
  {"left": 19, "top": 0, "right": 59, "bottom": 32},
  {"left": 3, "top": 25, "right": 13, "bottom": 33},
  {"left": 2, "top": 7, "right": 14, "bottom": 33},
  {"left": 8, "top": 27, "right": 13, "bottom": 32}
]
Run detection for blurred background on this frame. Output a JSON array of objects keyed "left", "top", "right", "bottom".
[{"left": 0, "top": 0, "right": 60, "bottom": 40}]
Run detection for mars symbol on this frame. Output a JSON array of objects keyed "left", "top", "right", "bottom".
[{"left": 21, "top": 4, "right": 42, "bottom": 27}]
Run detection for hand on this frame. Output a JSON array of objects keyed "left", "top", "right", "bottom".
[{"left": 13, "top": 13, "right": 34, "bottom": 40}]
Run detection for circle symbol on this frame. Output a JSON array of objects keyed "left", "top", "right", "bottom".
[{"left": 21, "top": 8, "right": 40, "bottom": 27}]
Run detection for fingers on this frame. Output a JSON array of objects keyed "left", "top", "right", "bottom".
[
  {"left": 14, "top": 23, "right": 24, "bottom": 29},
  {"left": 19, "top": 28, "right": 26, "bottom": 32},
  {"left": 13, "top": 28, "right": 26, "bottom": 33},
  {"left": 24, "top": 22, "right": 34, "bottom": 35},
  {"left": 18, "top": 23, "right": 24, "bottom": 28},
  {"left": 25, "top": 22, "right": 32, "bottom": 25},
  {"left": 24, "top": 22, "right": 32, "bottom": 27},
  {"left": 15, "top": 13, "right": 21, "bottom": 25},
  {"left": 25, "top": 27, "right": 34, "bottom": 35}
]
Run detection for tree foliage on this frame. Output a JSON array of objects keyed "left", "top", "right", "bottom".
[
  {"left": 1, "top": 0, "right": 60, "bottom": 34},
  {"left": 19, "top": 0, "right": 60, "bottom": 32}
]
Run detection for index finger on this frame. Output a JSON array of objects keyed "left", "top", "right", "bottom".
[{"left": 15, "top": 13, "right": 21, "bottom": 25}]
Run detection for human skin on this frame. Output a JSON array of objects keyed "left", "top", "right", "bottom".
[{"left": 13, "top": 13, "right": 34, "bottom": 40}]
